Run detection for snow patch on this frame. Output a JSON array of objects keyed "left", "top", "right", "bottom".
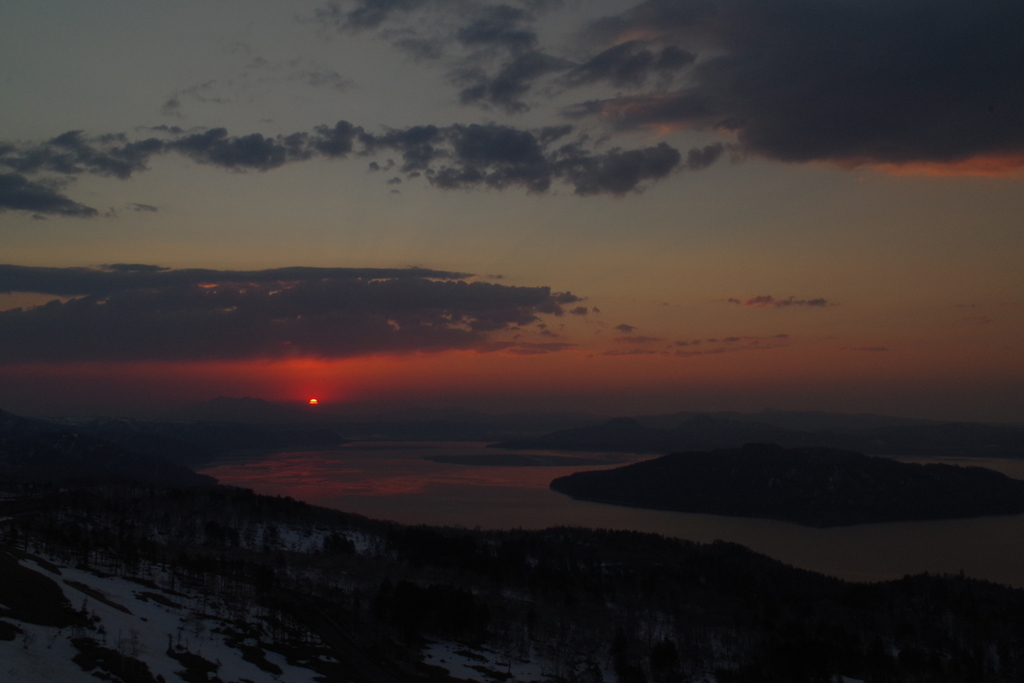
[{"left": 1, "top": 556, "right": 333, "bottom": 683}]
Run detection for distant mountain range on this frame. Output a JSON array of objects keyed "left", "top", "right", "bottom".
[
  {"left": 550, "top": 443, "right": 1024, "bottom": 526},
  {"left": 632, "top": 408, "right": 941, "bottom": 433},
  {"left": 52, "top": 414, "right": 346, "bottom": 466},
  {"left": 165, "top": 398, "right": 1024, "bottom": 452},
  {"left": 497, "top": 414, "right": 1024, "bottom": 457},
  {"left": 164, "top": 396, "right": 597, "bottom": 430},
  {"left": 0, "top": 410, "right": 214, "bottom": 487},
  {"left": 164, "top": 395, "right": 315, "bottom": 424},
  {"left": 17, "top": 397, "right": 1024, "bottom": 463},
  {"left": 164, "top": 398, "right": 1024, "bottom": 455}
]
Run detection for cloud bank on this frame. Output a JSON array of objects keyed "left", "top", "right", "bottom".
[
  {"left": 728, "top": 295, "right": 831, "bottom": 308},
  {"left": 0, "top": 122, "right": 700, "bottom": 215},
  {"left": 0, "top": 265, "right": 581, "bottom": 363},
  {"left": 6, "top": 0, "right": 1020, "bottom": 216},
  {"left": 573, "top": 0, "right": 1024, "bottom": 171},
  {"left": 321, "top": 0, "right": 1024, "bottom": 171}
]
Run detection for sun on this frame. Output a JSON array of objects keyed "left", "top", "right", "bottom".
[{"left": 308, "top": 398, "right": 319, "bottom": 405}]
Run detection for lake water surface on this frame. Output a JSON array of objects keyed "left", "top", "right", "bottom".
[{"left": 200, "top": 443, "right": 1024, "bottom": 588}]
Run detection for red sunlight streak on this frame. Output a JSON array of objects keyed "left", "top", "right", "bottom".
[
  {"left": 199, "top": 449, "right": 629, "bottom": 505},
  {"left": 2, "top": 341, "right": 1022, "bottom": 420},
  {"left": 873, "top": 155, "right": 1024, "bottom": 178}
]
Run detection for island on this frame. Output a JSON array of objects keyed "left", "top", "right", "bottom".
[{"left": 549, "top": 443, "right": 1024, "bottom": 527}]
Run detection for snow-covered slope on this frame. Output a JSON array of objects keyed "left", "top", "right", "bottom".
[
  {"left": 2, "top": 549, "right": 327, "bottom": 683},
  {"left": 1, "top": 542, "right": 581, "bottom": 683}
]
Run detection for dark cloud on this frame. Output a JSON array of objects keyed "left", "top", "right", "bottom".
[
  {"left": 170, "top": 129, "right": 303, "bottom": 170},
  {"left": 360, "top": 125, "right": 444, "bottom": 172},
  {"left": 394, "top": 37, "right": 445, "bottom": 61},
  {"left": 313, "top": 120, "right": 363, "bottom": 157},
  {"left": 129, "top": 203, "right": 158, "bottom": 212},
  {"left": 0, "top": 265, "right": 579, "bottom": 363},
  {"left": 565, "top": 40, "right": 695, "bottom": 88},
  {"left": 314, "top": 1, "right": 702, "bottom": 116},
  {"left": 438, "top": 123, "right": 552, "bottom": 190},
  {"left": 315, "top": 0, "right": 431, "bottom": 31},
  {"left": 160, "top": 97, "right": 182, "bottom": 117},
  {"left": 301, "top": 68, "right": 350, "bottom": 91},
  {"left": 147, "top": 125, "right": 184, "bottom": 135},
  {"left": 317, "top": 0, "right": 554, "bottom": 42},
  {"left": 0, "top": 264, "right": 470, "bottom": 296},
  {"left": 672, "top": 334, "right": 789, "bottom": 352},
  {"left": 0, "top": 173, "right": 97, "bottom": 217},
  {"left": 684, "top": 143, "right": 725, "bottom": 170},
  {"left": 586, "top": 0, "right": 716, "bottom": 42},
  {"left": 556, "top": 142, "right": 681, "bottom": 195},
  {"left": 459, "top": 51, "right": 572, "bottom": 113},
  {"left": 0, "top": 126, "right": 338, "bottom": 185},
  {"left": 0, "top": 131, "right": 164, "bottom": 180},
  {"left": 577, "top": 0, "right": 1024, "bottom": 170},
  {"left": 602, "top": 349, "right": 658, "bottom": 356},
  {"left": 674, "top": 340, "right": 786, "bottom": 357},
  {"left": 313, "top": 0, "right": 1024, "bottom": 173},
  {"left": 735, "top": 295, "right": 831, "bottom": 308},
  {"left": 614, "top": 335, "right": 662, "bottom": 343},
  {"left": 614, "top": 323, "right": 636, "bottom": 333},
  {"left": 445, "top": 9, "right": 569, "bottom": 113},
  {"left": 364, "top": 122, "right": 682, "bottom": 194},
  {"left": 101, "top": 264, "right": 170, "bottom": 273},
  {"left": 568, "top": 306, "right": 588, "bottom": 315},
  {"left": 551, "top": 291, "right": 581, "bottom": 306},
  {"left": 493, "top": 341, "right": 576, "bottom": 355},
  {"left": 308, "top": 1, "right": 572, "bottom": 113},
  {"left": 456, "top": 4, "right": 537, "bottom": 52},
  {"left": 0, "top": 119, "right": 687, "bottom": 216}
]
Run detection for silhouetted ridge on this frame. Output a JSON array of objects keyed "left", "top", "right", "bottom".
[
  {"left": 165, "top": 396, "right": 306, "bottom": 424},
  {"left": 495, "top": 410, "right": 1024, "bottom": 456},
  {"left": 495, "top": 415, "right": 814, "bottom": 453},
  {"left": 0, "top": 408, "right": 215, "bottom": 487},
  {"left": 550, "top": 444, "right": 1024, "bottom": 527}
]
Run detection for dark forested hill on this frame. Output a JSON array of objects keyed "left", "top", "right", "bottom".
[
  {"left": 56, "top": 416, "right": 346, "bottom": 466},
  {"left": 3, "top": 482, "right": 1024, "bottom": 682},
  {"left": 550, "top": 443, "right": 1024, "bottom": 526},
  {"left": 0, "top": 409, "right": 215, "bottom": 486}
]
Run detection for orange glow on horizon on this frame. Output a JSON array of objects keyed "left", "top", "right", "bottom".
[
  {"left": 872, "top": 154, "right": 1024, "bottom": 178},
  {"left": 2, "top": 339, "right": 1023, "bottom": 421},
  {"left": 308, "top": 398, "right": 319, "bottom": 405}
]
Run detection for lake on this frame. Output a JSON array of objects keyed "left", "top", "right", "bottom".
[{"left": 200, "top": 443, "right": 1024, "bottom": 588}]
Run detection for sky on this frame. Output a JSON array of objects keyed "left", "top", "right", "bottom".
[{"left": 1, "top": 0, "right": 1023, "bottom": 421}]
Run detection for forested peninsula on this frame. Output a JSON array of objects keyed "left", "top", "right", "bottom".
[{"left": 550, "top": 444, "right": 1024, "bottom": 527}]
